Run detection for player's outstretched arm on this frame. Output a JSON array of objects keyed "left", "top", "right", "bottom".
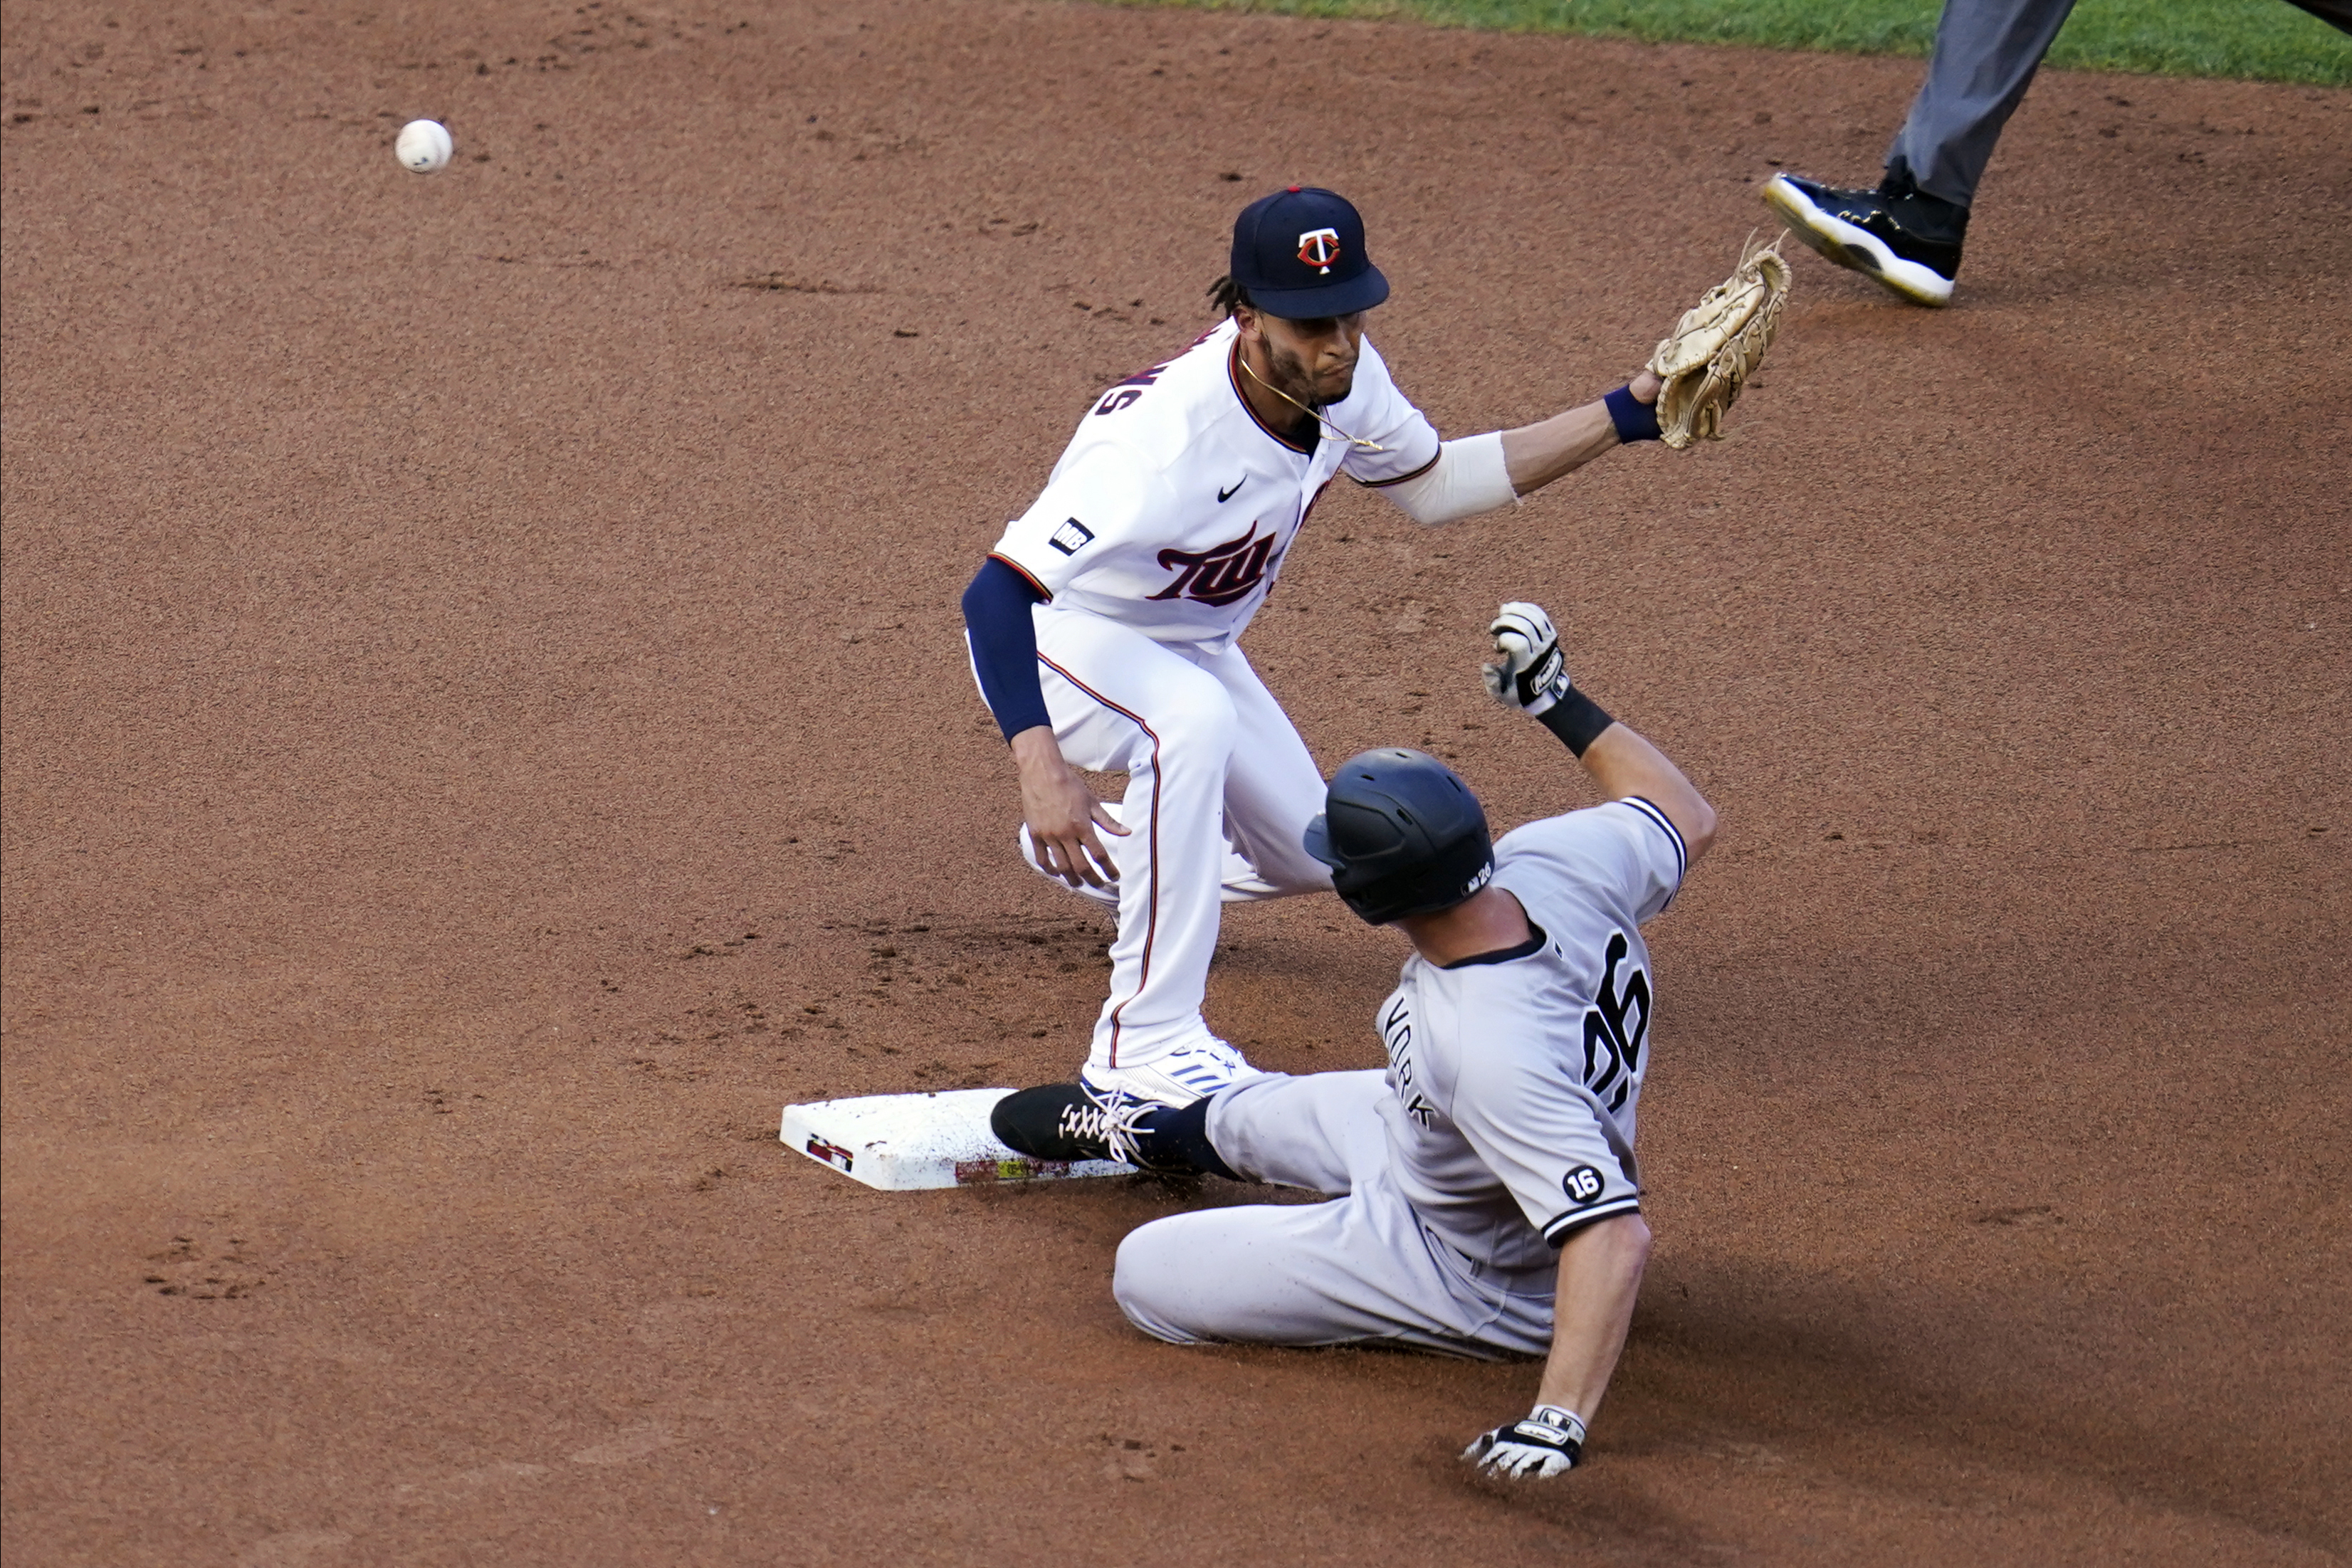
[
  {"left": 1539, "top": 1213, "right": 1652, "bottom": 1416},
  {"left": 1498, "top": 367, "right": 1664, "bottom": 497},
  {"left": 1370, "top": 370, "right": 1663, "bottom": 527},
  {"left": 1576, "top": 725, "right": 1715, "bottom": 868},
  {"left": 1482, "top": 601, "right": 1716, "bottom": 864},
  {"left": 1465, "top": 1211, "right": 1652, "bottom": 1480}
]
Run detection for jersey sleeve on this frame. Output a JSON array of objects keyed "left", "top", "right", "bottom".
[
  {"left": 1335, "top": 339, "right": 1442, "bottom": 488},
  {"left": 989, "top": 440, "right": 1176, "bottom": 600},
  {"left": 1601, "top": 798, "right": 1687, "bottom": 920},
  {"left": 1499, "top": 799, "right": 1687, "bottom": 924},
  {"left": 1449, "top": 1037, "right": 1643, "bottom": 1245}
]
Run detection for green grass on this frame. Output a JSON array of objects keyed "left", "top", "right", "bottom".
[{"left": 1108, "top": 0, "right": 2352, "bottom": 85}]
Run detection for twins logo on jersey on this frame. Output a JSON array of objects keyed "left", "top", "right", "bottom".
[
  {"left": 1380, "top": 995, "right": 1437, "bottom": 1127},
  {"left": 1149, "top": 525, "right": 1277, "bottom": 607},
  {"left": 1582, "top": 930, "right": 1650, "bottom": 1113}
]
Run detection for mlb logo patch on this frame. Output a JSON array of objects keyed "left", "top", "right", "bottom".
[{"left": 1050, "top": 518, "right": 1095, "bottom": 556}]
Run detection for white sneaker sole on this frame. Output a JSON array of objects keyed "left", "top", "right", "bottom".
[
  {"left": 1083, "top": 1047, "right": 1267, "bottom": 1108},
  {"left": 1765, "top": 175, "right": 1955, "bottom": 308}
]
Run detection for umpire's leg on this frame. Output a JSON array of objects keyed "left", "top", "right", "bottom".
[{"left": 1886, "top": 0, "right": 2079, "bottom": 207}]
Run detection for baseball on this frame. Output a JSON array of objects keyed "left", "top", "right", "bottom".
[{"left": 394, "top": 119, "right": 453, "bottom": 174}]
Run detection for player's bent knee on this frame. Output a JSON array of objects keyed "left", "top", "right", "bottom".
[
  {"left": 1155, "top": 679, "right": 1240, "bottom": 759},
  {"left": 1252, "top": 847, "right": 1336, "bottom": 897},
  {"left": 1112, "top": 1222, "right": 1212, "bottom": 1345}
]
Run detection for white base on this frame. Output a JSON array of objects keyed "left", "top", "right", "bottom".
[{"left": 780, "top": 1088, "right": 1135, "bottom": 1190}]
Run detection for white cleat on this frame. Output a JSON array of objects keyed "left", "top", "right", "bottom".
[{"left": 1082, "top": 1036, "right": 1269, "bottom": 1109}]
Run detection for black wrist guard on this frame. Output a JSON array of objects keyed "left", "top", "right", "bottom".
[{"left": 1536, "top": 687, "right": 1614, "bottom": 756}]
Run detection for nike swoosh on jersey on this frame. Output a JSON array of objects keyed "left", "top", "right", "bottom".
[{"left": 1217, "top": 479, "right": 1245, "bottom": 503}]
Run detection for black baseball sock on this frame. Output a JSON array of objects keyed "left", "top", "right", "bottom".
[{"left": 1139, "top": 1096, "right": 1242, "bottom": 1180}]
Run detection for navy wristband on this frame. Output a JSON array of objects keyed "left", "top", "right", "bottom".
[
  {"left": 1537, "top": 688, "right": 1615, "bottom": 757},
  {"left": 1604, "top": 384, "right": 1661, "bottom": 444}
]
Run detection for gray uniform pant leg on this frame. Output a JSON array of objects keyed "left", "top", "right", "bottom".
[
  {"left": 1112, "top": 1073, "right": 1555, "bottom": 1359},
  {"left": 1887, "top": 0, "right": 2079, "bottom": 207}
]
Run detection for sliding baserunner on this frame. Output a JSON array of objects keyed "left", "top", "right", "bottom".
[{"left": 992, "top": 602, "right": 1716, "bottom": 1477}]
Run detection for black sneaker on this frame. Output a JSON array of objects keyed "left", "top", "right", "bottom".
[
  {"left": 989, "top": 1083, "right": 1155, "bottom": 1167},
  {"left": 1764, "top": 164, "right": 1968, "bottom": 307}
]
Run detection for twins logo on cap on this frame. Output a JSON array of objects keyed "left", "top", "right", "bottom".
[
  {"left": 1297, "top": 228, "right": 1342, "bottom": 274},
  {"left": 1229, "top": 186, "right": 1390, "bottom": 317}
]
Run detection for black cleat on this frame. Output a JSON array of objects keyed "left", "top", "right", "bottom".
[
  {"left": 1764, "top": 164, "right": 1967, "bottom": 307},
  {"left": 989, "top": 1083, "right": 1156, "bottom": 1167}
]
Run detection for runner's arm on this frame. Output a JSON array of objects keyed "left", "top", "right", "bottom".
[
  {"left": 1535, "top": 1212, "right": 1652, "bottom": 1419},
  {"left": 1573, "top": 722, "right": 1716, "bottom": 868}
]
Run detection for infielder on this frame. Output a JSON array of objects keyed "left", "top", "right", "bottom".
[
  {"left": 991, "top": 601, "right": 1716, "bottom": 1475},
  {"left": 962, "top": 186, "right": 1674, "bottom": 1110}
]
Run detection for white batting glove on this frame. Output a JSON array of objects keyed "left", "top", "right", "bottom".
[
  {"left": 1462, "top": 1404, "right": 1585, "bottom": 1480},
  {"left": 1481, "top": 601, "right": 1571, "bottom": 716}
]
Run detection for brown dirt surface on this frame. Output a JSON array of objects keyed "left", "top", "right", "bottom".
[{"left": 4, "top": 1, "right": 2347, "bottom": 1562}]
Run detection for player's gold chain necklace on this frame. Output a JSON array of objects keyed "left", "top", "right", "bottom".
[{"left": 1236, "top": 350, "right": 1395, "bottom": 454}]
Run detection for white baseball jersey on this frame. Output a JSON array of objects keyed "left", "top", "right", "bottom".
[
  {"left": 1374, "top": 798, "right": 1689, "bottom": 1274},
  {"left": 988, "top": 317, "right": 1442, "bottom": 653}
]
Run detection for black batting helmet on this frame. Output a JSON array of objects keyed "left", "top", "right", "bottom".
[{"left": 1303, "top": 749, "right": 1494, "bottom": 925}]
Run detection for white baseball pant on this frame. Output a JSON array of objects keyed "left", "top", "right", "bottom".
[
  {"left": 1112, "top": 1071, "right": 1558, "bottom": 1357},
  {"left": 1027, "top": 605, "right": 1331, "bottom": 1071}
]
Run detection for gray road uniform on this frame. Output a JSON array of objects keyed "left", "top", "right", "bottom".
[{"left": 1113, "top": 797, "right": 1688, "bottom": 1355}]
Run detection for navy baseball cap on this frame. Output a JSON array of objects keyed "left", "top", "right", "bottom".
[{"left": 1230, "top": 186, "right": 1390, "bottom": 319}]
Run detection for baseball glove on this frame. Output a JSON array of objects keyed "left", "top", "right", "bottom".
[{"left": 1647, "top": 233, "right": 1791, "bottom": 450}]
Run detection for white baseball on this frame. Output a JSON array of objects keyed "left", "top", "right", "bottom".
[{"left": 394, "top": 119, "right": 453, "bottom": 174}]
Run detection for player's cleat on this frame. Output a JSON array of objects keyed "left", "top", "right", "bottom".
[
  {"left": 987, "top": 1085, "right": 1152, "bottom": 1170},
  {"left": 991, "top": 1082, "right": 1159, "bottom": 1167},
  {"left": 991, "top": 1081, "right": 1241, "bottom": 1177},
  {"left": 1763, "top": 167, "right": 1966, "bottom": 307},
  {"left": 1082, "top": 1036, "right": 1268, "bottom": 1108}
]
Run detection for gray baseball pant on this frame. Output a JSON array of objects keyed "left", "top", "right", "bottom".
[
  {"left": 1887, "top": 0, "right": 2079, "bottom": 208},
  {"left": 1111, "top": 1071, "right": 1557, "bottom": 1359}
]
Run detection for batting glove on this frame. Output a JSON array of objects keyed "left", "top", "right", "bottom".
[
  {"left": 1462, "top": 1404, "right": 1585, "bottom": 1480},
  {"left": 1481, "top": 601, "right": 1571, "bottom": 717}
]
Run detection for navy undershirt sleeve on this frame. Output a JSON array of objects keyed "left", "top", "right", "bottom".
[{"left": 962, "top": 557, "right": 1051, "bottom": 742}]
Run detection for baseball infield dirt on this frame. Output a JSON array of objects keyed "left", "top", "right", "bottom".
[{"left": 3, "top": 1, "right": 2346, "bottom": 1562}]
